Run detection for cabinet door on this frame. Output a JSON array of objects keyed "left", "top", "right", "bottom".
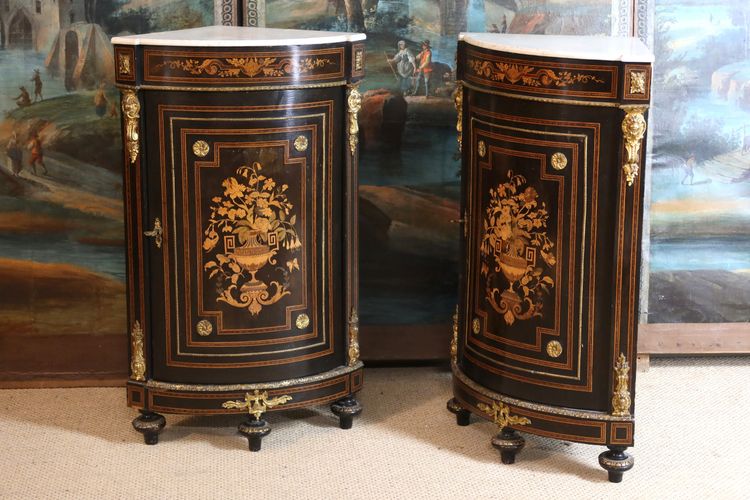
[
  {"left": 461, "top": 93, "right": 616, "bottom": 411},
  {"left": 143, "top": 89, "right": 344, "bottom": 384}
]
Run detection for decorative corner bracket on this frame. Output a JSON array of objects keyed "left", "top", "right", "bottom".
[
  {"left": 621, "top": 106, "right": 648, "bottom": 187},
  {"left": 130, "top": 320, "right": 145, "bottom": 381},
  {"left": 121, "top": 90, "right": 141, "bottom": 164},
  {"left": 347, "top": 308, "right": 360, "bottom": 366},
  {"left": 453, "top": 82, "right": 463, "bottom": 153},
  {"left": 478, "top": 400, "right": 531, "bottom": 429},
  {"left": 450, "top": 305, "right": 459, "bottom": 363},
  {"left": 346, "top": 84, "right": 362, "bottom": 156},
  {"left": 611, "top": 353, "right": 632, "bottom": 417},
  {"left": 222, "top": 390, "right": 293, "bottom": 421}
]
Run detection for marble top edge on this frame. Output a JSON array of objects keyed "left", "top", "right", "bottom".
[
  {"left": 459, "top": 33, "right": 654, "bottom": 63},
  {"left": 112, "top": 25, "right": 366, "bottom": 47}
]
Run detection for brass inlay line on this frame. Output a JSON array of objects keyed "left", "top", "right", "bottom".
[
  {"left": 453, "top": 363, "right": 632, "bottom": 422},
  {"left": 222, "top": 390, "right": 292, "bottom": 420},
  {"left": 115, "top": 80, "right": 347, "bottom": 92},
  {"left": 146, "top": 362, "right": 363, "bottom": 391},
  {"left": 166, "top": 113, "right": 329, "bottom": 358},
  {"left": 462, "top": 80, "right": 626, "bottom": 108}
]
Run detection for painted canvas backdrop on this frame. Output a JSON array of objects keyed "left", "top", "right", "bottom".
[
  {"left": 266, "top": 0, "right": 630, "bottom": 336},
  {"left": 648, "top": 0, "right": 750, "bottom": 324},
  {"left": 0, "top": 0, "right": 214, "bottom": 381}
]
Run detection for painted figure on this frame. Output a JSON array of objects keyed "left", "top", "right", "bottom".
[
  {"left": 6, "top": 133, "right": 23, "bottom": 176},
  {"left": 14, "top": 87, "right": 31, "bottom": 108},
  {"left": 388, "top": 41, "right": 416, "bottom": 94},
  {"left": 413, "top": 40, "right": 433, "bottom": 97},
  {"left": 31, "top": 69, "right": 43, "bottom": 102},
  {"left": 27, "top": 131, "right": 48, "bottom": 175},
  {"left": 94, "top": 84, "right": 109, "bottom": 118},
  {"left": 681, "top": 153, "right": 695, "bottom": 185}
]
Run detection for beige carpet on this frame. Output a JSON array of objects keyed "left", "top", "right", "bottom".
[{"left": 0, "top": 357, "right": 748, "bottom": 499}]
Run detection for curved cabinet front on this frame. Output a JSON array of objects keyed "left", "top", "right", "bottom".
[
  {"left": 115, "top": 28, "right": 366, "bottom": 450},
  {"left": 144, "top": 89, "right": 345, "bottom": 384},
  {"left": 449, "top": 34, "right": 651, "bottom": 482}
]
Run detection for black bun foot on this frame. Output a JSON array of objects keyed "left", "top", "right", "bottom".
[
  {"left": 491, "top": 427, "right": 525, "bottom": 465},
  {"left": 598, "top": 446, "right": 634, "bottom": 483},
  {"left": 330, "top": 396, "right": 362, "bottom": 430},
  {"left": 238, "top": 418, "right": 271, "bottom": 452},
  {"left": 446, "top": 397, "right": 471, "bottom": 426},
  {"left": 132, "top": 411, "right": 166, "bottom": 445}
]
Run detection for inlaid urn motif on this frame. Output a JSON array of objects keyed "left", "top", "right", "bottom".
[
  {"left": 203, "top": 161, "right": 302, "bottom": 316},
  {"left": 480, "top": 170, "right": 556, "bottom": 326}
]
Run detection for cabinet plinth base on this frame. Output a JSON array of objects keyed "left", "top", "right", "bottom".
[
  {"left": 132, "top": 411, "right": 166, "bottom": 445},
  {"left": 598, "top": 446, "right": 634, "bottom": 483},
  {"left": 446, "top": 397, "right": 471, "bottom": 426},
  {"left": 491, "top": 427, "right": 525, "bottom": 464},
  {"left": 238, "top": 419, "right": 272, "bottom": 452},
  {"left": 330, "top": 396, "right": 362, "bottom": 429}
]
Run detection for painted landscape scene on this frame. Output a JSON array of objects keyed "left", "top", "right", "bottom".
[
  {"left": 648, "top": 0, "right": 750, "bottom": 323},
  {"left": 0, "top": 0, "right": 212, "bottom": 340},
  {"left": 268, "top": 0, "right": 614, "bottom": 325}
]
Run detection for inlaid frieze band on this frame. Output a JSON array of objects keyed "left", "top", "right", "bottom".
[
  {"left": 464, "top": 48, "right": 617, "bottom": 100},
  {"left": 144, "top": 47, "right": 345, "bottom": 86}
]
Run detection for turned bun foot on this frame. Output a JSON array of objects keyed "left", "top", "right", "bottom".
[
  {"left": 238, "top": 419, "right": 271, "bottom": 452},
  {"left": 598, "top": 446, "right": 634, "bottom": 483},
  {"left": 446, "top": 397, "right": 471, "bottom": 426},
  {"left": 491, "top": 427, "right": 525, "bottom": 465},
  {"left": 330, "top": 396, "right": 362, "bottom": 430},
  {"left": 132, "top": 411, "right": 166, "bottom": 445}
]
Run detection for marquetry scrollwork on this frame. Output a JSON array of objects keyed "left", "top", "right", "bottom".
[
  {"left": 621, "top": 106, "right": 648, "bottom": 187},
  {"left": 611, "top": 353, "right": 632, "bottom": 417},
  {"left": 121, "top": 90, "right": 140, "bottom": 164},
  {"left": 346, "top": 84, "right": 362, "bottom": 156},
  {"left": 130, "top": 321, "right": 145, "bottom": 381}
]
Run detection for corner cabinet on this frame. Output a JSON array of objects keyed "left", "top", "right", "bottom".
[
  {"left": 114, "top": 26, "right": 366, "bottom": 451},
  {"left": 448, "top": 34, "right": 652, "bottom": 482}
]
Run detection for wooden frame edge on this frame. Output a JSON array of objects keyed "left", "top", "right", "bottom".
[{"left": 638, "top": 323, "right": 750, "bottom": 354}]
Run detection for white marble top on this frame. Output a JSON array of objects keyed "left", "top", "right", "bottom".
[
  {"left": 459, "top": 33, "right": 653, "bottom": 63},
  {"left": 112, "top": 26, "right": 366, "bottom": 47}
]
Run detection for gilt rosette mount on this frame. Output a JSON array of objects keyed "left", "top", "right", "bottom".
[
  {"left": 481, "top": 170, "right": 556, "bottom": 326},
  {"left": 203, "top": 161, "right": 302, "bottom": 317}
]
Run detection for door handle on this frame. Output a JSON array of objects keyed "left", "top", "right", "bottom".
[{"left": 144, "top": 218, "right": 163, "bottom": 249}]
